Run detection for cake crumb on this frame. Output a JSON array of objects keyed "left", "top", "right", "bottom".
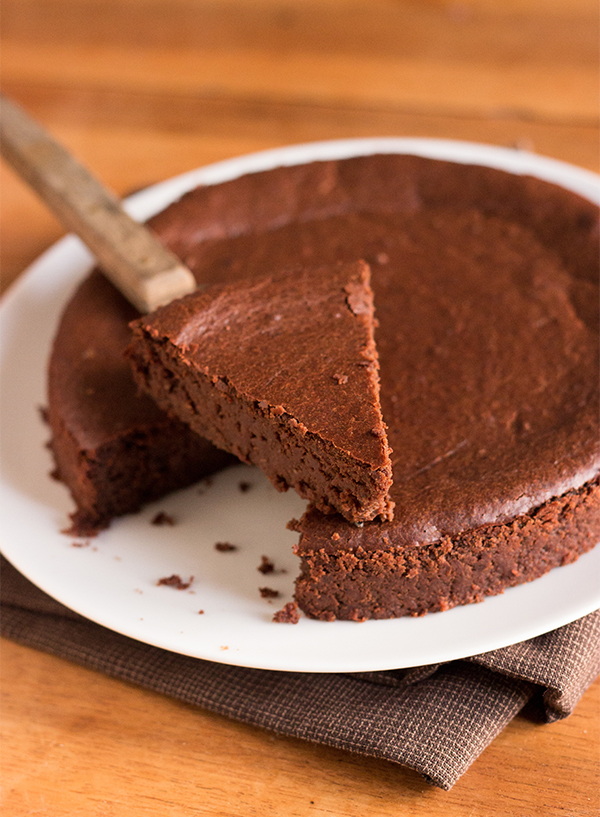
[
  {"left": 259, "top": 587, "right": 280, "bottom": 599},
  {"left": 214, "top": 541, "right": 238, "bottom": 552},
  {"left": 331, "top": 532, "right": 340, "bottom": 541},
  {"left": 258, "top": 555, "right": 275, "bottom": 574},
  {"left": 198, "top": 609, "right": 205, "bottom": 614},
  {"left": 151, "top": 511, "right": 175, "bottom": 526},
  {"left": 238, "top": 481, "right": 252, "bottom": 493},
  {"left": 220, "top": 645, "right": 229, "bottom": 651},
  {"left": 61, "top": 521, "right": 99, "bottom": 538},
  {"left": 157, "top": 574, "right": 193, "bottom": 590},
  {"left": 71, "top": 540, "right": 90, "bottom": 548},
  {"left": 332, "top": 373, "right": 349, "bottom": 385},
  {"left": 197, "top": 476, "right": 214, "bottom": 495},
  {"left": 273, "top": 602, "right": 300, "bottom": 624}
]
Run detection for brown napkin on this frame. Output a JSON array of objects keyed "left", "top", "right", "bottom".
[{"left": 1, "top": 554, "right": 598, "bottom": 790}]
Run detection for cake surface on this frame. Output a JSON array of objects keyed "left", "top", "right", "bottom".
[
  {"left": 46, "top": 153, "right": 600, "bottom": 616},
  {"left": 127, "top": 260, "right": 393, "bottom": 524}
]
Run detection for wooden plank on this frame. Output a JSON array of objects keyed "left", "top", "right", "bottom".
[
  {"left": 1, "top": 0, "right": 598, "bottom": 121},
  {"left": 1, "top": 639, "right": 598, "bottom": 817}
]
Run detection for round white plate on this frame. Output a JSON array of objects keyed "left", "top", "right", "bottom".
[{"left": 1, "top": 138, "right": 599, "bottom": 673}]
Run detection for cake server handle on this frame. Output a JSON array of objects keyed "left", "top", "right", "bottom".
[{"left": 0, "top": 94, "right": 196, "bottom": 313}]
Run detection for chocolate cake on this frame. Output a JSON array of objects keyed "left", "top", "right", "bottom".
[
  {"left": 46, "top": 270, "right": 234, "bottom": 535},
  {"left": 46, "top": 153, "right": 600, "bottom": 618},
  {"left": 126, "top": 260, "right": 393, "bottom": 524}
]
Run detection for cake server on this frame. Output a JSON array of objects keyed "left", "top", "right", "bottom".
[{"left": 0, "top": 94, "right": 196, "bottom": 313}]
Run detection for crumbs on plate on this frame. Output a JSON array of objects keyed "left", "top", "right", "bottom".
[
  {"left": 259, "top": 587, "right": 280, "bottom": 599},
  {"left": 273, "top": 602, "right": 300, "bottom": 624},
  {"left": 151, "top": 511, "right": 175, "bottom": 526},
  {"left": 157, "top": 574, "right": 193, "bottom": 590}
]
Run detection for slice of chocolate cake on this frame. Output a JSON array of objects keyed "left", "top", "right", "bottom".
[{"left": 127, "top": 261, "right": 393, "bottom": 524}]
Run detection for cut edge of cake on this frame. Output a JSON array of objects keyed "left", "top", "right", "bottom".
[{"left": 289, "top": 477, "right": 600, "bottom": 621}]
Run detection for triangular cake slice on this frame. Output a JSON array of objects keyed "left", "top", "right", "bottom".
[{"left": 127, "top": 260, "right": 393, "bottom": 523}]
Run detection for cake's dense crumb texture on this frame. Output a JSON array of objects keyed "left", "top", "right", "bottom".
[
  {"left": 47, "top": 153, "right": 599, "bottom": 617},
  {"left": 293, "top": 479, "right": 600, "bottom": 620},
  {"left": 127, "top": 261, "right": 393, "bottom": 524},
  {"left": 49, "top": 403, "right": 230, "bottom": 536},
  {"left": 47, "top": 272, "right": 234, "bottom": 535}
]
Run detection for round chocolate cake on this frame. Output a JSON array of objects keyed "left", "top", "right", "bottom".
[{"left": 47, "top": 152, "right": 600, "bottom": 619}]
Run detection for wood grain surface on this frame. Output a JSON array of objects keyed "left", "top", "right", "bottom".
[{"left": 1, "top": 1, "right": 598, "bottom": 814}]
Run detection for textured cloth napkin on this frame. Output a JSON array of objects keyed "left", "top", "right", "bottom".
[{"left": 1, "top": 554, "right": 598, "bottom": 790}]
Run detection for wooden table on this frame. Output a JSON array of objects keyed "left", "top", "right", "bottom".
[{"left": 1, "top": 1, "right": 598, "bottom": 813}]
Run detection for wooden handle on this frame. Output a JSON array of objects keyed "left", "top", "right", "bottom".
[{"left": 0, "top": 95, "right": 196, "bottom": 313}]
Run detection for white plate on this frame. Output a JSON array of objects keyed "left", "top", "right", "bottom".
[{"left": 1, "top": 138, "right": 599, "bottom": 673}]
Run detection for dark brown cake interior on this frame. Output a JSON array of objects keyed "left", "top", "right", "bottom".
[{"left": 47, "top": 269, "right": 234, "bottom": 534}]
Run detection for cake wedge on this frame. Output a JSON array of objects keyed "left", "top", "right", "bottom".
[{"left": 127, "top": 260, "right": 393, "bottom": 524}]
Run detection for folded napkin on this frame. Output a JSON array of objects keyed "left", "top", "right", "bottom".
[{"left": 1, "top": 554, "right": 598, "bottom": 790}]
